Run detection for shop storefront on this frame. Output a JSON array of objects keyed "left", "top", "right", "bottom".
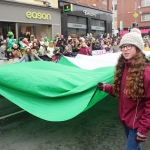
[
  {"left": 59, "top": 1, "right": 112, "bottom": 38},
  {"left": 0, "top": 0, "right": 61, "bottom": 40}
]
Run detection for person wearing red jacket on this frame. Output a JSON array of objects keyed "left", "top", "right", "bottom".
[
  {"left": 98, "top": 28, "right": 150, "bottom": 150},
  {"left": 79, "top": 41, "right": 92, "bottom": 56}
]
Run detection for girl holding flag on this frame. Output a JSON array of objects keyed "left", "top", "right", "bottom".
[{"left": 98, "top": 28, "right": 150, "bottom": 150}]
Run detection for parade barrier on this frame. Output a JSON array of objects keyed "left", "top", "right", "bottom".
[
  {"left": 92, "top": 49, "right": 106, "bottom": 56},
  {"left": 0, "top": 58, "right": 19, "bottom": 66},
  {"left": 0, "top": 52, "right": 150, "bottom": 121}
]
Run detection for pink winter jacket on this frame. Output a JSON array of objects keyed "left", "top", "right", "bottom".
[{"left": 105, "top": 62, "right": 150, "bottom": 136}]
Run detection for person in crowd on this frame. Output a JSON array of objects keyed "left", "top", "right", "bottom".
[
  {"left": 19, "top": 37, "right": 27, "bottom": 50},
  {"left": 110, "top": 41, "right": 120, "bottom": 53},
  {"left": 106, "top": 41, "right": 111, "bottom": 52},
  {"left": 25, "top": 31, "right": 30, "bottom": 41},
  {"left": 102, "top": 41, "right": 109, "bottom": 52},
  {"left": 52, "top": 47, "right": 62, "bottom": 63},
  {"left": 68, "top": 39, "right": 72, "bottom": 52},
  {"left": 23, "top": 38, "right": 29, "bottom": 46},
  {"left": 30, "top": 35, "right": 35, "bottom": 43},
  {"left": 59, "top": 41, "right": 65, "bottom": 53},
  {"left": 79, "top": 41, "right": 92, "bottom": 56},
  {"left": 0, "top": 31, "right": 4, "bottom": 42},
  {"left": 12, "top": 44, "right": 22, "bottom": 58},
  {"left": 99, "top": 34, "right": 104, "bottom": 41},
  {"left": 39, "top": 37, "right": 46, "bottom": 56},
  {"left": 63, "top": 45, "right": 72, "bottom": 57},
  {"left": 92, "top": 42, "right": 102, "bottom": 50},
  {"left": 98, "top": 28, "right": 150, "bottom": 150},
  {"left": 6, "top": 31, "right": 16, "bottom": 58},
  {"left": 32, "top": 42, "right": 39, "bottom": 51},
  {"left": 44, "top": 37, "right": 49, "bottom": 47},
  {"left": 47, "top": 40, "right": 54, "bottom": 59},
  {"left": 0, "top": 40, "right": 8, "bottom": 60},
  {"left": 18, "top": 46, "right": 42, "bottom": 62}
]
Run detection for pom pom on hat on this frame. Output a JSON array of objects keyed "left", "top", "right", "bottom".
[
  {"left": 119, "top": 28, "right": 144, "bottom": 51},
  {"left": 130, "top": 28, "right": 141, "bottom": 35}
]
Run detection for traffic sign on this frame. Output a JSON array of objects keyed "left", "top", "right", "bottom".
[
  {"left": 133, "top": 13, "right": 138, "bottom": 18},
  {"left": 120, "top": 21, "right": 123, "bottom": 30}
]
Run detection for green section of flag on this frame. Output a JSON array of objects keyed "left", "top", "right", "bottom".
[{"left": 0, "top": 60, "right": 115, "bottom": 121}]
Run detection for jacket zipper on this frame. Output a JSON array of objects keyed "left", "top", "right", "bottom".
[{"left": 133, "top": 99, "right": 139, "bottom": 129}]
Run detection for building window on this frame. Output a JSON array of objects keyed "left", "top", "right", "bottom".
[
  {"left": 76, "top": 17, "right": 79, "bottom": 22},
  {"left": 141, "top": 0, "right": 150, "bottom": 7},
  {"left": 141, "top": 14, "right": 150, "bottom": 21},
  {"left": 114, "top": 4, "right": 117, "bottom": 10},
  {"left": 18, "top": 23, "right": 51, "bottom": 40}
]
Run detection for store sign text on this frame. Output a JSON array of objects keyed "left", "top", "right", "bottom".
[
  {"left": 67, "top": 23, "right": 87, "bottom": 29},
  {"left": 91, "top": 26, "right": 105, "bottom": 31},
  {"left": 83, "top": 10, "right": 96, "bottom": 17},
  {"left": 26, "top": 11, "right": 51, "bottom": 20}
]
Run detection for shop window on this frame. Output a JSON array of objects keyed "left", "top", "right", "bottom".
[
  {"left": 68, "top": 28, "right": 86, "bottom": 37},
  {"left": 78, "top": 17, "right": 86, "bottom": 24},
  {"left": 68, "top": 15, "right": 76, "bottom": 23},
  {"left": 18, "top": 23, "right": 51, "bottom": 40},
  {"left": 76, "top": 17, "right": 79, "bottom": 22},
  {"left": 100, "top": 21, "right": 105, "bottom": 27},
  {"left": 68, "top": 15, "right": 86, "bottom": 24},
  {"left": 0, "top": 22, "right": 16, "bottom": 39}
]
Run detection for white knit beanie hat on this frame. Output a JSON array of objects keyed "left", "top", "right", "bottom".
[{"left": 119, "top": 28, "right": 144, "bottom": 51}]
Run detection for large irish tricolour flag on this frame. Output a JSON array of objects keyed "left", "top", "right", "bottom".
[{"left": 0, "top": 52, "right": 150, "bottom": 121}]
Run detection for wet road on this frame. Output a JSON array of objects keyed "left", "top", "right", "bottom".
[{"left": 0, "top": 96, "right": 149, "bottom": 150}]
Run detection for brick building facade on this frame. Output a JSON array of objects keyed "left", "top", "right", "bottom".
[{"left": 117, "top": 0, "right": 150, "bottom": 37}]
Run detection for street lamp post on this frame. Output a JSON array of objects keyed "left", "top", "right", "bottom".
[{"left": 128, "top": 0, "right": 142, "bottom": 29}]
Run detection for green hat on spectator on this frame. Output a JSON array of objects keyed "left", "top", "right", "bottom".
[
  {"left": 37, "top": 50, "right": 42, "bottom": 53},
  {"left": 7, "top": 31, "right": 14, "bottom": 37},
  {"left": 44, "top": 37, "right": 48, "bottom": 41},
  {"left": 49, "top": 40, "right": 53, "bottom": 43},
  {"left": 55, "top": 47, "right": 60, "bottom": 51}
]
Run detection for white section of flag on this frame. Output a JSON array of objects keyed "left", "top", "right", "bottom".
[{"left": 65, "top": 51, "right": 150, "bottom": 70}]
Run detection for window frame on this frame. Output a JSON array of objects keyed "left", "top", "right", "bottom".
[{"left": 141, "top": 0, "right": 150, "bottom": 7}]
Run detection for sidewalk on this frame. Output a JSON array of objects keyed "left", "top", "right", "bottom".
[{"left": 0, "top": 96, "right": 149, "bottom": 150}]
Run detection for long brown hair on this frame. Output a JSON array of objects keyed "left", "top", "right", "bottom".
[{"left": 112, "top": 48, "right": 150, "bottom": 100}]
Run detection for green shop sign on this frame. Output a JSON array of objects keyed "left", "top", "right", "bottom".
[
  {"left": 26, "top": 11, "right": 51, "bottom": 20},
  {"left": 63, "top": 4, "right": 73, "bottom": 12}
]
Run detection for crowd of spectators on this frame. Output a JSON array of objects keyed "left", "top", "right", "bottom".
[{"left": 0, "top": 31, "right": 129, "bottom": 63}]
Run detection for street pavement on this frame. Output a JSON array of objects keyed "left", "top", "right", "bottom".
[{"left": 0, "top": 96, "right": 150, "bottom": 150}]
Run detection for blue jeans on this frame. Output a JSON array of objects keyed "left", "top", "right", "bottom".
[{"left": 124, "top": 126, "right": 142, "bottom": 150}]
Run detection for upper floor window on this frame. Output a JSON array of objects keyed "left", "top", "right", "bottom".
[
  {"left": 141, "top": 14, "right": 150, "bottom": 21},
  {"left": 114, "top": 4, "right": 117, "bottom": 10},
  {"left": 141, "top": 0, "right": 150, "bottom": 7}
]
